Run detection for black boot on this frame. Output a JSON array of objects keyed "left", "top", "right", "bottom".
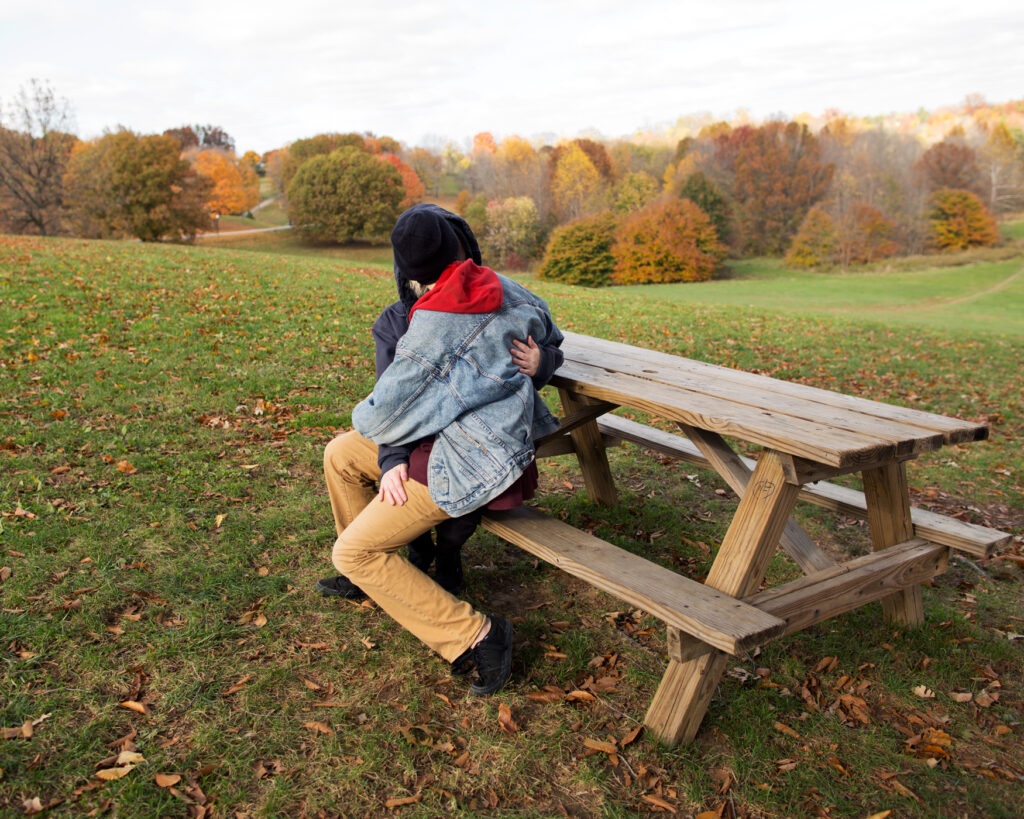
[{"left": 434, "top": 548, "right": 464, "bottom": 596}]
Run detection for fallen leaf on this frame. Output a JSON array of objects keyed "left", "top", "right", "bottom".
[
  {"left": 0, "top": 566, "right": 11, "bottom": 581},
  {"left": 975, "top": 690, "right": 999, "bottom": 707},
  {"left": 360, "top": 637, "right": 376, "bottom": 650},
  {"left": 257, "top": 566, "right": 269, "bottom": 576},
  {"left": 583, "top": 737, "right": 617, "bottom": 754},
  {"left": 774, "top": 722, "right": 801, "bottom": 739},
  {"left": 155, "top": 773, "right": 181, "bottom": 788},
  {"left": 890, "top": 779, "right": 919, "bottom": 801},
  {"left": 620, "top": 724, "right": 643, "bottom": 748},
  {"left": 497, "top": 703, "right": 518, "bottom": 734},
  {"left": 304, "top": 721, "right": 334, "bottom": 735},
  {"left": 119, "top": 700, "right": 148, "bottom": 715},
  {"left": 116, "top": 460, "right": 136, "bottom": 474},
  {"left": 912, "top": 685, "right": 936, "bottom": 699},
  {"left": 949, "top": 690, "right": 973, "bottom": 703},
  {"left": 222, "top": 674, "right": 253, "bottom": 696},
  {"left": 22, "top": 798, "right": 44, "bottom": 815},
  {"left": 642, "top": 793, "right": 678, "bottom": 812},
  {"left": 994, "top": 725, "right": 1013, "bottom": 737},
  {"left": 253, "top": 614, "right": 268, "bottom": 628},
  {"left": 215, "top": 513, "right": 227, "bottom": 528},
  {"left": 526, "top": 690, "right": 564, "bottom": 703},
  {"left": 116, "top": 751, "right": 145, "bottom": 765},
  {"left": 95, "top": 765, "right": 135, "bottom": 780},
  {"left": 864, "top": 812, "right": 892, "bottom": 819},
  {"left": 565, "top": 689, "right": 597, "bottom": 702},
  {"left": 385, "top": 793, "right": 421, "bottom": 808}
]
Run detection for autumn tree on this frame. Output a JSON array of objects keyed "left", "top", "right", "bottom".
[
  {"left": 927, "top": 188, "right": 998, "bottom": 251},
  {"left": 408, "top": 147, "right": 442, "bottom": 195},
  {"left": 64, "top": 130, "right": 210, "bottom": 240},
  {"left": 785, "top": 207, "right": 837, "bottom": 268},
  {"left": 380, "top": 153, "right": 425, "bottom": 208},
  {"left": 240, "top": 150, "right": 264, "bottom": 176},
  {"left": 612, "top": 199, "right": 726, "bottom": 284},
  {"left": 980, "top": 122, "right": 1024, "bottom": 213},
  {"left": 538, "top": 212, "right": 619, "bottom": 287},
  {"left": 286, "top": 146, "right": 404, "bottom": 243},
  {"left": 704, "top": 122, "right": 832, "bottom": 255},
  {"left": 675, "top": 171, "right": 732, "bottom": 243},
  {"left": 550, "top": 143, "right": 606, "bottom": 222},
  {"left": 612, "top": 171, "right": 660, "bottom": 214},
  {"left": 914, "top": 138, "right": 985, "bottom": 198},
  {"left": 482, "top": 196, "right": 542, "bottom": 269},
  {"left": 0, "top": 79, "right": 77, "bottom": 235},
  {"left": 192, "top": 149, "right": 260, "bottom": 215}
]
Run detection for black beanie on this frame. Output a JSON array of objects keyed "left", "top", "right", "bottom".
[{"left": 390, "top": 206, "right": 461, "bottom": 284}]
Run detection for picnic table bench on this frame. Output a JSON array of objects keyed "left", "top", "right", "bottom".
[{"left": 480, "top": 331, "right": 1010, "bottom": 746}]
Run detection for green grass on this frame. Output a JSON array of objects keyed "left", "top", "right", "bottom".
[
  {"left": 999, "top": 218, "right": 1024, "bottom": 240},
  {"left": 1, "top": 234, "right": 1021, "bottom": 817},
  {"left": 615, "top": 255, "right": 1024, "bottom": 337}
]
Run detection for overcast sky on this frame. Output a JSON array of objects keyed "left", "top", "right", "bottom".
[{"left": 2, "top": 0, "right": 1022, "bottom": 153}]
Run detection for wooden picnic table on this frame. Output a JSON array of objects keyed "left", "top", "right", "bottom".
[{"left": 480, "top": 331, "right": 1011, "bottom": 746}]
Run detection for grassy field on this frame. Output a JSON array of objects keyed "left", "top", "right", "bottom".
[{"left": 1, "top": 235, "right": 1022, "bottom": 817}]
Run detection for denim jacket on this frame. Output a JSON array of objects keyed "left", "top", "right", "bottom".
[{"left": 352, "top": 272, "right": 563, "bottom": 515}]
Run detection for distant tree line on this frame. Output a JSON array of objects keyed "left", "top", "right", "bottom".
[
  {"left": 2, "top": 80, "right": 1023, "bottom": 274},
  {"left": 0, "top": 80, "right": 262, "bottom": 241}
]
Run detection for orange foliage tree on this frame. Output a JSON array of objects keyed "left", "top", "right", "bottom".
[
  {"left": 612, "top": 199, "right": 726, "bottom": 284},
  {"left": 192, "top": 150, "right": 260, "bottom": 215},
  {"left": 928, "top": 188, "right": 998, "bottom": 251},
  {"left": 380, "top": 153, "right": 425, "bottom": 208}
]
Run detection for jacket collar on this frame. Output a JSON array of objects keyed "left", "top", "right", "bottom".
[{"left": 408, "top": 260, "right": 503, "bottom": 321}]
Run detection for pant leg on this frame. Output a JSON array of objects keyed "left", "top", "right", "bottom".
[
  {"left": 323, "top": 429, "right": 381, "bottom": 534},
  {"left": 325, "top": 431, "right": 486, "bottom": 662}
]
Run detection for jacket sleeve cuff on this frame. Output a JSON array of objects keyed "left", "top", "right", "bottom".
[
  {"left": 377, "top": 444, "right": 412, "bottom": 475},
  {"left": 531, "top": 343, "right": 565, "bottom": 389}
]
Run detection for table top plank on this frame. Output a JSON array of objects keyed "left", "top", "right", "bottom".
[
  {"left": 554, "top": 359, "right": 894, "bottom": 467},
  {"left": 560, "top": 332, "right": 986, "bottom": 446},
  {"left": 561, "top": 339, "right": 947, "bottom": 458}
]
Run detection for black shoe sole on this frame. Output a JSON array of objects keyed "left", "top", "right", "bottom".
[
  {"left": 315, "top": 577, "right": 367, "bottom": 600},
  {"left": 469, "top": 620, "right": 513, "bottom": 696}
]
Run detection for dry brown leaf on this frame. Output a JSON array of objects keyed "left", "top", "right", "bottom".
[
  {"left": 119, "top": 700, "right": 148, "bottom": 715},
  {"left": 304, "top": 721, "right": 334, "bottom": 735},
  {"left": 975, "top": 690, "right": 999, "bottom": 707},
  {"left": 912, "top": 685, "right": 936, "bottom": 699},
  {"left": 253, "top": 614, "right": 268, "bottom": 628},
  {"left": 620, "top": 724, "right": 643, "bottom": 748},
  {"left": 497, "top": 703, "right": 518, "bottom": 734},
  {"left": 116, "top": 751, "right": 145, "bottom": 765},
  {"left": 0, "top": 566, "right": 11, "bottom": 581},
  {"left": 257, "top": 566, "right": 269, "bottom": 576},
  {"left": 222, "top": 674, "right": 253, "bottom": 696},
  {"left": 950, "top": 690, "right": 973, "bottom": 703},
  {"left": 95, "top": 765, "right": 135, "bottom": 780},
  {"left": 695, "top": 810, "right": 722, "bottom": 819},
  {"left": 565, "top": 689, "right": 597, "bottom": 702},
  {"left": 116, "top": 460, "right": 137, "bottom": 474},
  {"left": 215, "top": 513, "right": 227, "bottom": 528},
  {"left": 583, "top": 737, "right": 617, "bottom": 754},
  {"left": 360, "top": 637, "right": 376, "bottom": 650},
  {"left": 526, "top": 690, "right": 564, "bottom": 703},
  {"left": 22, "top": 797, "right": 44, "bottom": 815},
  {"left": 863, "top": 812, "right": 892, "bottom": 819},
  {"left": 890, "top": 779, "right": 919, "bottom": 801},
  {"left": 773, "top": 722, "right": 801, "bottom": 739},
  {"left": 994, "top": 725, "right": 1013, "bottom": 737},
  {"left": 642, "top": 793, "right": 678, "bottom": 812},
  {"left": 155, "top": 773, "right": 181, "bottom": 788},
  {"left": 385, "top": 793, "right": 422, "bottom": 808}
]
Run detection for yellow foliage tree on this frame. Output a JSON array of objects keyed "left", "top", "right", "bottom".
[
  {"left": 551, "top": 143, "right": 605, "bottom": 222},
  {"left": 192, "top": 150, "right": 260, "bottom": 215}
]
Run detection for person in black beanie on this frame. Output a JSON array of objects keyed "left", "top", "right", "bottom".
[{"left": 318, "top": 204, "right": 563, "bottom": 600}]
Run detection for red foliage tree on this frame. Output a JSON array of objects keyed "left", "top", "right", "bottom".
[
  {"left": 914, "top": 140, "right": 985, "bottom": 198},
  {"left": 708, "top": 122, "right": 833, "bottom": 255},
  {"left": 380, "top": 153, "right": 425, "bottom": 208}
]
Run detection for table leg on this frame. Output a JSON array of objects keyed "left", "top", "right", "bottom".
[
  {"left": 558, "top": 388, "right": 618, "bottom": 506},
  {"left": 863, "top": 462, "right": 925, "bottom": 627},
  {"left": 645, "top": 451, "right": 799, "bottom": 744}
]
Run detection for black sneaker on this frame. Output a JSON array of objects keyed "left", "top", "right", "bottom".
[
  {"left": 315, "top": 575, "right": 367, "bottom": 600},
  {"left": 455, "top": 616, "right": 513, "bottom": 696}
]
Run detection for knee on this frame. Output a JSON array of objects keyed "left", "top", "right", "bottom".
[{"left": 332, "top": 534, "right": 366, "bottom": 578}]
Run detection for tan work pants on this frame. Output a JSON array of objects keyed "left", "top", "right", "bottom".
[{"left": 324, "top": 430, "right": 486, "bottom": 662}]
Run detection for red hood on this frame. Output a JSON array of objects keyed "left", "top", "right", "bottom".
[{"left": 408, "top": 259, "right": 503, "bottom": 320}]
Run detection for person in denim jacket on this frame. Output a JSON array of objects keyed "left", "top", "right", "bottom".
[
  {"left": 318, "top": 205, "right": 562, "bottom": 598},
  {"left": 322, "top": 204, "right": 564, "bottom": 695}
]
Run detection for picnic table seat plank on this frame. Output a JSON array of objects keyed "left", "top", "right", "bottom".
[
  {"left": 560, "top": 332, "right": 987, "bottom": 446},
  {"left": 554, "top": 359, "right": 896, "bottom": 468},
  {"left": 593, "top": 414, "right": 1008, "bottom": 558},
  {"left": 561, "top": 343, "right": 949, "bottom": 458},
  {"left": 480, "top": 506, "right": 785, "bottom": 655},
  {"left": 669, "top": 538, "right": 949, "bottom": 663}
]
